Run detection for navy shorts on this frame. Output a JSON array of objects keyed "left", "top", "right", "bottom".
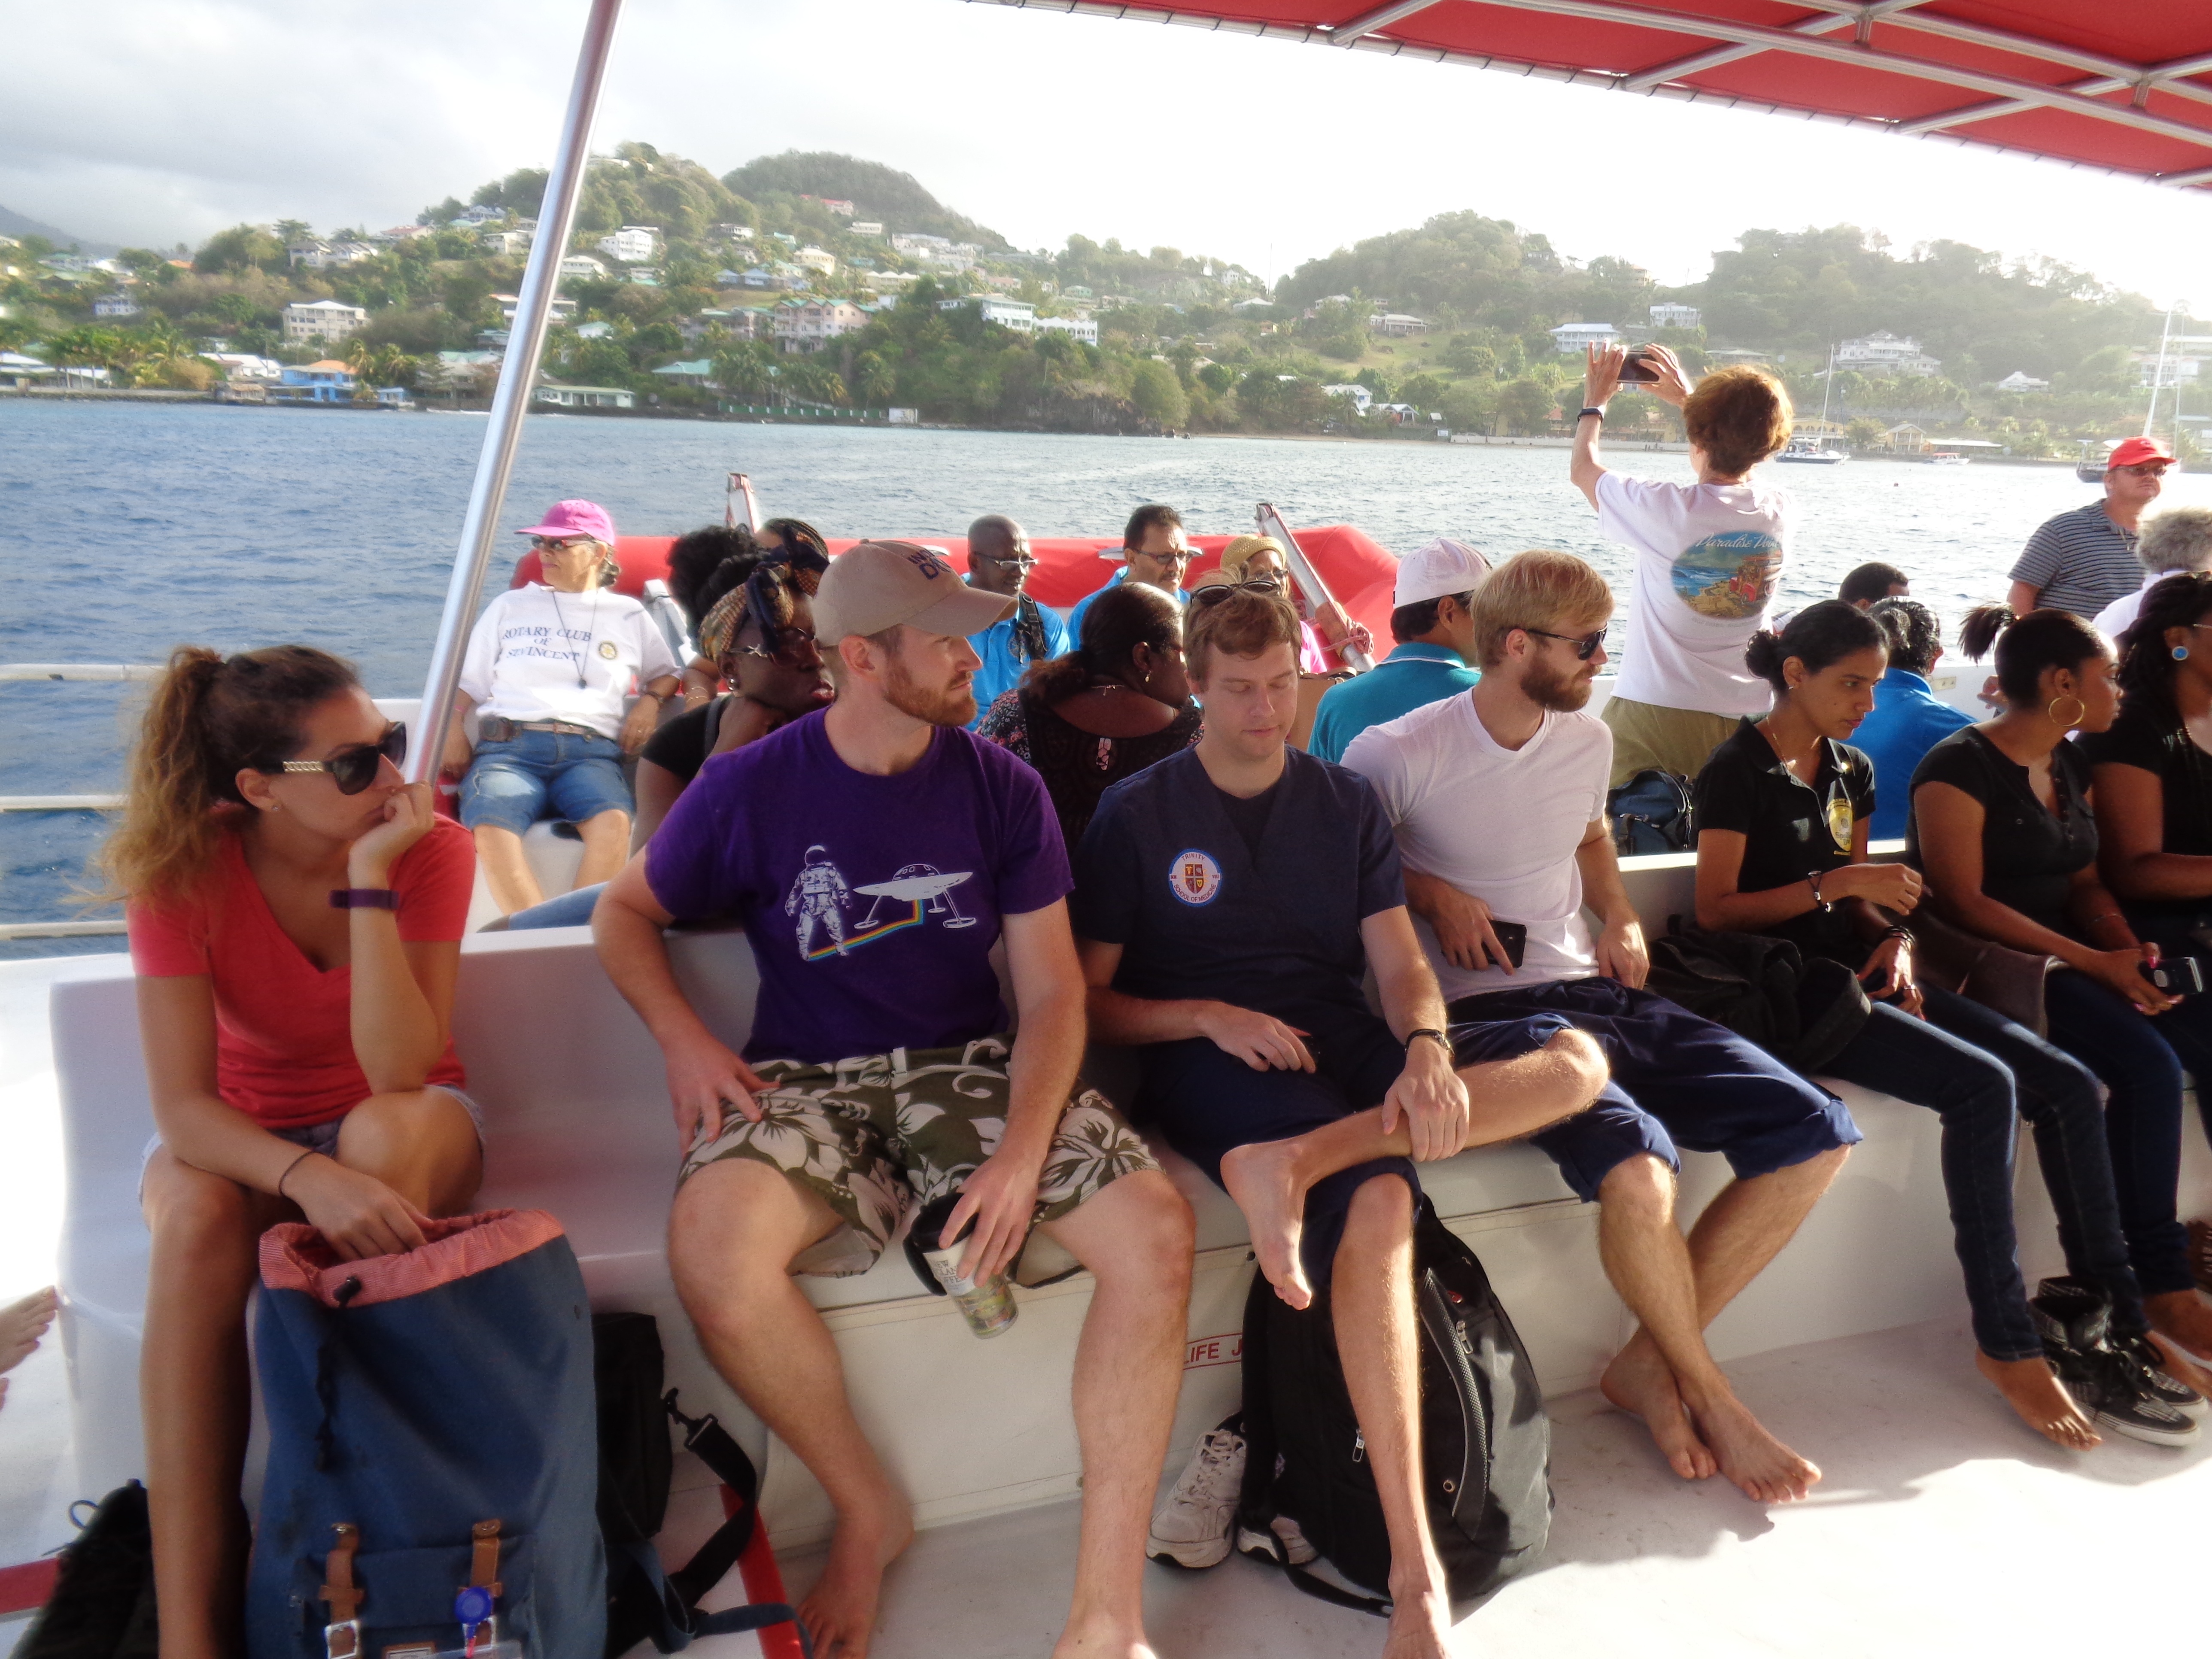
[
  {"left": 460, "top": 729, "right": 632, "bottom": 835},
  {"left": 1135, "top": 1000, "right": 1572, "bottom": 1285},
  {"left": 1449, "top": 978, "right": 1862, "bottom": 1203}
]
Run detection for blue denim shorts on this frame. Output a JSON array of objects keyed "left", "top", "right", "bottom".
[
  {"left": 460, "top": 729, "right": 632, "bottom": 835},
  {"left": 139, "top": 1086, "right": 486, "bottom": 1200}
]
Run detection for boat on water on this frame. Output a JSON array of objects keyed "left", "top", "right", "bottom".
[
  {"left": 1926, "top": 450, "right": 1969, "bottom": 466},
  {"left": 10, "top": 5, "right": 2212, "bottom": 1655},
  {"left": 1775, "top": 436, "right": 1848, "bottom": 465}
]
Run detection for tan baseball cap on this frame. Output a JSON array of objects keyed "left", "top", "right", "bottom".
[{"left": 814, "top": 540, "right": 1015, "bottom": 643}]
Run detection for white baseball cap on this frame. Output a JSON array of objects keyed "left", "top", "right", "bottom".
[{"left": 1394, "top": 538, "right": 1492, "bottom": 608}]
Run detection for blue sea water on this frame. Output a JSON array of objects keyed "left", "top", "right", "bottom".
[{"left": 5, "top": 399, "right": 2204, "bottom": 954}]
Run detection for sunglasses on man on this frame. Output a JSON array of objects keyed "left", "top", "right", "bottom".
[
  {"left": 1192, "top": 576, "right": 1286, "bottom": 608},
  {"left": 264, "top": 724, "right": 407, "bottom": 795},
  {"left": 1522, "top": 626, "right": 1607, "bottom": 660}
]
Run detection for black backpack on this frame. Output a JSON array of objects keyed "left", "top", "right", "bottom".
[
  {"left": 15, "top": 1483, "right": 160, "bottom": 1659},
  {"left": 1235, "top": 1199, "right": 1551, "bottom": 1614},
  {"left": 592, "top": 1312, "right": 813, "bottom": 1658},
  {"left": 1642, "top": 924, "right": 1871, "bottom": 1074},
  {"left": 1607, "top": 768, "right": 1694, "bottom": 854}
]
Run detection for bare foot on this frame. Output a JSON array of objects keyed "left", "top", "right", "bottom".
[
  {"left": 1975, "top": 1350, "right": 2099, "bottom": 1449},
  {"left": 1599, "top": 1337, "right": 1717, "bottom": 1483},
  {"left": 2148, "top": 1330, "right": 2212, "bottom": 1399},
  {"left": 1380, "top": 1580, "right": 1452, "bottom": 1659},
  {"left": 1050, "top": 1616, "right": 1159, "bottom": 1659},
  {"left": 1678, "top": 1388, "right": 1821, "bottom": 1504},
  {"left": 1221, "top": 1139, "right": 1313, "bottom": 1312},
  {"left": 2145, "top": 1290, "right": 2212, "bottom": 1364},
  {"left": 796, "top": 1498, "right": 913, "bottom": 1659},
  {"left": 1, "top": 1288, "right": 55, "bottom": 1375}
]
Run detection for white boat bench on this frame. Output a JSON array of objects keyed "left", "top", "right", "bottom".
[{"left": 51, "top": 853, "right": 2212, "bottom": 1550}]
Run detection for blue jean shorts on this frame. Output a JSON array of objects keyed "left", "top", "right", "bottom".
[
  {"left": 460, "top": 729, "right": 632, "bottom": 835},
  {"left": 139, "top": 1086, "right": 486, "bottom": 1200}
]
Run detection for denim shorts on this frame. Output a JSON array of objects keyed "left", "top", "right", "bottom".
[
  {"left": 460, "top": 729, "right": 632, "bottom": 835},
  {"left": 139, "top": 1085, "right": 486, "bottom": 1200}
]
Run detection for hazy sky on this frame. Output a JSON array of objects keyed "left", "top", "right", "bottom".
[{"left": 9, "top": 0, "right": 2206, "bottom": 311}]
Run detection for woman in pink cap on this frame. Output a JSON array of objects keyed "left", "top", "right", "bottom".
[{"left": 440, "top": 500, "right": 683, "bottom": 914}]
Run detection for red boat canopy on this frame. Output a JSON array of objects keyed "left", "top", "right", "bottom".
[{"left": 982, "top": 1, "right": 2212, "bottom": 190}]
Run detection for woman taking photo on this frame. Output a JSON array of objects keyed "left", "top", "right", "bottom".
[
  {"left": 1693, "top": 602, "right": 2195, "bottom": 1447},
  {"left": 109, "top": 646, "right": 482, "bottom": 1659},
  {"left": 975, "top": 579, "right": 1199, "bottom": 851},
  {"left": 1911, "top": 603, "right": 2212, "bottom": 1395}
]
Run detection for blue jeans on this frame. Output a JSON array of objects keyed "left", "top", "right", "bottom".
[
  {"left": 460, "top": 729, "right": 632, "bottom": 836},
  {"left": 1818, "top": 984, "right": 2144, "bottom": 1359},
  {"left": 2042, "top": 968, "right": 2212, "bottom": 1299},
  {"left": 505, "top": 882, "right": 608, "bottom": 930}
]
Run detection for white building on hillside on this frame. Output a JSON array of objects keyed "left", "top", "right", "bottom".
[
  {"left": 1650, "top": 303, "right": 1702, "bottom": 328},
  {"left": 1370, "top": 313, "right": 1429, "bottom": 337},
  {"left": 850, "top": 222, "right": 884, "bottom": 237},
  {"left": 597, "top": 226, "right": 659, "bottom": 264},
  {"left": 1550, "top": 322, "right": 1621, "bottom": 353},
  {"left": 795, "top": 246, "right": 838, "bottom": 276},
  {"left": 1323, "top": 383, "right": 1374, "bottom": 415},
  {"left": 282, "top": 299, "right": 369, "bottom": 344},
  {"left": 774, "top": 299, "right": 869, "bottom": 353},
  {"left": 1034, "top": 315, "right": 1098, "bottom": 345},
  {"left": 204, "top": 352, "right": 283, "bottom": 382},
  {"left": 479, "top": 229, "right": 533, "bottom": 257},
  {"left": 941, "top": 295, "right": 1036, "bottom": 332},
  {"left": 91, "top": 295, "right": 141, "bottom": 319},
  {"left": 1835, "top": 331, "right": 1942, "bottom": 377},
  {"left": 559, "top": 255, "right": 609, "bottom": 280},
  {"left": 1995, "top": 370, "right": 2051, "bottom": 392}
]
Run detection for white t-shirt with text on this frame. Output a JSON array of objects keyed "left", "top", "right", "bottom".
[
  {"left": 1343, "top": 693, "right": 1611, "bottom": 1000},
  {"left": 458, "top": 583, "right": 681, "bottom": 740},
  {"left": 1598, "top": 470, "right": 1790, "bottom": 717}
]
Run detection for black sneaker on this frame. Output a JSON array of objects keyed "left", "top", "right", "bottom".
[
  {"left": 2033, "top": 1277, "right": 2208, "bottom": 1421},
  {"left": 2032, "top": 1279, "right": 2201, "bottom": 1448}
]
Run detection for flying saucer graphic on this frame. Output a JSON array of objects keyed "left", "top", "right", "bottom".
[{"left": 854, "top": 864, "right": 977, "bottom": 929}]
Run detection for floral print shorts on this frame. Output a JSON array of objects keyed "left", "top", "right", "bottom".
[{"left": 678, "top": 1035, "right": 1159, "bottom": 1279}]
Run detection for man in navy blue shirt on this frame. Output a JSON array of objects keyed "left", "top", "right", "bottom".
[
  {"left": 1856, "top": 597, "right": 1969, "bottom": 841},
  {"left": 963, "top": 514, "right": 1070, "bottom": 726},
  {"left": 1074, "top": 586, "right": 1605, "bottom": 1654}
]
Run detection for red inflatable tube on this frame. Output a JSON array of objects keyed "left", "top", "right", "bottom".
[{"left": 510, "top": 525, "right": 1402, "bottom": 669}]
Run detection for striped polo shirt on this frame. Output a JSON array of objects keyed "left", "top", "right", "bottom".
[{"left": 2008, "top": 501, "right": 2142, "bottom": 619}]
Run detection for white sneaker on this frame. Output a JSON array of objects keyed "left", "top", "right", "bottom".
[
  {"left": 1236, "top": 1514, "right": 1319, "bottom": 1567},
  {"left": 1146, "top": 1426, "right": 1246, "bottom": 1568}
]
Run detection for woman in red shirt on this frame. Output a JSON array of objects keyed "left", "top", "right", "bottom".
[{"left": 107, "top": 645, "right": 481, "bottom": 1659}]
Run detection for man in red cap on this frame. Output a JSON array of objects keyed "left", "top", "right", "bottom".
[{"left": 2008, "top": 437, "right": 2172, "bottom": 619}]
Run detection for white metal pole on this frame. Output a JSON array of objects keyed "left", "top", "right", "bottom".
[
  {"left": 1255, "top": 502, "right": 1375, "bottom": 672},
  {"left": 407, "top": 0, "right": 626, "bottom": 783}
]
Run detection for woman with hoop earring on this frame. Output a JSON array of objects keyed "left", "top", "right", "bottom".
[{"left": 1911, "top": 603, "right": 2212, "bottom": 1380}]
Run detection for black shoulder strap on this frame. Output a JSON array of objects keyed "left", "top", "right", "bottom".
[{"left": 651, "top": 1392, "right": 815, "bottom": 1656}]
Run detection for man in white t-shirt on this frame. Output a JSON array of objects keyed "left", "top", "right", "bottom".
[
  {"left": 442, "top": 499, "right": 683, "bottom": 913},
  {"left": 1343, "top": 550, "right": 1860, "bottom": 1507},
  {"left": 1571, "top": 343, "right": 1796, "bottom": 786}
]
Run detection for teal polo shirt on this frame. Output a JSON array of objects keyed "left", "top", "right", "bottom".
[{"left": 1307, "top": 643, "right": 1481, "bottom": 763}]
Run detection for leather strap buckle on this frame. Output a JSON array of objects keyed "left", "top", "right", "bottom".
[{"left": 320, "top": 1523, "right": 363, "bottom": 1659}]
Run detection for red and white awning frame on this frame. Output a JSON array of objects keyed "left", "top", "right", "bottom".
[{"left": 973, "top": 1, "right": 2212, "bottom": 191}]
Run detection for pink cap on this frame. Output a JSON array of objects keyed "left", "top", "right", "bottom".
[{"left": 516, "top": 499, "right": 616, "bottom": 541}]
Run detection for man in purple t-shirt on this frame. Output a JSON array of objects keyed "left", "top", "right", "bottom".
[{"left": 595, "top": 541, "right": 1193, "bottom": 1659}]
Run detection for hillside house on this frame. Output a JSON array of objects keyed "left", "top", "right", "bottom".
[
  {"left": 1371, "top": 313, "right": 1429, "bottom": 337},
  {"left": 559, "top": 255, "right": 609, "bottom": 280},
  {"left": 281, "top": 300, "right": 368, "bottom": 345},
  {"left": 1323, "top": 383, "right": 1374, "bottom": 415},
  {"left": 1835, "top": 331, "right": 1942, "bottom": 377},
  {"left": 1650, "top": 303, "right": 1702, "bottom": 328},
  {"left": 1550, "top": 322, "right": 1621, "bottom": 354},
  {"left": 775, "top": 299, "right": 869, "bottom": 352},
  {"left": 269, "top": 361, "right": 358, "bottom": 404},
  {"left": 1995, "top": 370, "right": 2051, "bottom": 392},
  {"left": 91, "top": 295, "right": 141, "bottom": 319},
  {"left": 650, "top": 359, "right": 714, "bottom": 388},
  {"left": 479, "top": 229, "right": 533, "bottom": 257},
  {"left": 597, "top": 226, "right": 659, "bottom": 264},
  {"left": 850, "top": 222, "right": 884, "bottom": 237},
  {"left": 535, "top": 382, "right": 635, "bottom": 410},
  {"left": 796, "top": 246, "right": 838, "bottom": 276},
  {"left": 1034, "top": 315, "right": 1098, "bottom": 344},
  {"left": 495, "top": 294, "right": 577, "bottom": 322}
]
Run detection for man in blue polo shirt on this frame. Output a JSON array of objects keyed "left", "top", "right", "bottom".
[
  {"left": 1068, "top": 502, "right": 1193, "bottom": 639},
  {"left": 1854, "top": 597, "right": 1970, "bottom": 841},
  {"left": 1074, "top": 585, "right": 1605, "bottom": 1648},
  {"left": 963, "top": 513, "right": 1070, "bottom": 726},
  {"left": 1307, "top": 538, "right": 1487, "bottom": 763}
]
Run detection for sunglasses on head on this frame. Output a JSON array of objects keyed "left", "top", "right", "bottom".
[
  {"left": 1521, "top": 626, "right": 1607, "bottom": 660},
  {"left": 737, "top": 624, "right": 822, "bottom": 668},
  {"left": 267, "top": 724, "right": 407, "bottom": 795},
  {"left": 1193, "top": 576, "right": 1286, "bottom": 608}
]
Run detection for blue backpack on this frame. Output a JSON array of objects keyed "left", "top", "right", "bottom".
[{"left": 247, "top": 1210, "right": 604, "bottom": 1659}]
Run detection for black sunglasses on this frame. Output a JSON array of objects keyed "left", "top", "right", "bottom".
[
  {"left": 268, "top": 724, "right": 407, "bottom": 795},
  {"left": 1192, "top": 576, "right": 1286, "bottom": 608},
  {"left": 1522, "top": 626, "right": 1607, "bottom": 661}
]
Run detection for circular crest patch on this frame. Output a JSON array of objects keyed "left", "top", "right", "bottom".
[
  {"left": 1170, "top": 848, "right": 1223, "bottom": 906},
  {"left": 598, "top": 640, "right": 619, "bottom": 659},
  {"left": 1825, "top": 792, "right": 1853, "bottom": 851}
]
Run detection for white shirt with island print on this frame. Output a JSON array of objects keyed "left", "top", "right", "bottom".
[{"left": 1597, "top": 470, "right": 1792, "bottom": 718}]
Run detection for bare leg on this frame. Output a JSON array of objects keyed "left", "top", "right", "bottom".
[
  {"left": 1033, "top": 1172, "right": 1193, "bottom": 1659},
  {"left": 140, "top": 1152, "right": 287, "bottom": 1659},
  {"left": 669, "top": 1158, "right": 910, "bottom": 1659},
  {"left": 2144, "top": 1289, "right": 2212, "bottom": 1364},
  {"left": 473, "top": 824, "right": 545, "bottom": 915},
  {"left": 572, "top": 807, "right": 633, "bottom": 890},
  {"left": 1222, "top": 1028, "right": 1605, "bottom": 1309},
  {"left": 1333, "top": 1177, "right": 1451, "bottom": 1659},
  {"left": 1598, "top": 1149, "right": 1846, "bottom": 1502},
  {"left": 336, "top": 1088, "right": 483, "bottom": 1214}
]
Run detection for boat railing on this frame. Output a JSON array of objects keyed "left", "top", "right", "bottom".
[{"left": 1, "top": 665, "right": 152, "bottom": 938}]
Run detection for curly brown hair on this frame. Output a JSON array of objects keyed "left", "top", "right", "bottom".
[{"left": 1683, "top": 366, "right": 1793, "bottom": 477}]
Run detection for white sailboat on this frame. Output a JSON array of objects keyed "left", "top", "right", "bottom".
[{"left": 1777, "top": 345, "right": 1849, "bottom": 464}]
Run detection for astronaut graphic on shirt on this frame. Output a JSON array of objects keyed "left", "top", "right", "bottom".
[{"left": 787, "top": 846, "right": 853, "bottom": 956}]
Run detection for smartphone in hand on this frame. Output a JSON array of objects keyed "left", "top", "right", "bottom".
[
  {"left": 1490, "top": 920, "right": 1529, "bottom": 970},
  {"left": 1617, "top": 349, "right": 1660, "bottom": 384},
  {"left": 2148, "top": 956, "right": 2206, "bottom": 996}
]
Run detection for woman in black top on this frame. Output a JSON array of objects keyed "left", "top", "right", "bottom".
[
  {"left": 1696, "top": 603, "right": 2186, "bottom": 1446},
  {"left": 1912, "top": 602, "right": 2212, "bottom": 1388},
  {"left": 976, "top": 579, "right": 1200, "bottom": 852}
]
